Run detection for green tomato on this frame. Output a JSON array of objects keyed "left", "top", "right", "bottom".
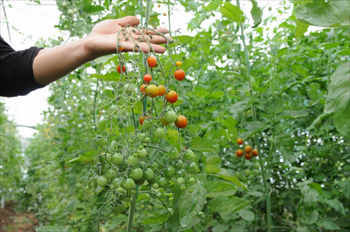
[
  {"left": 127, "top": 156, "right": 139, "bottom": 166},
  {"left": 244, "top": 169, "right": 251, "bottom": 177},
  {"left": 130, "top": 189, "right": 137, "bottom": 195},
  {"left": 142, "top": 136, "right": 150, "bottom": 143},
  {"left": 106, "top": 169, "right": 116, "bottom": 180},
  {"left": 73, "top": 8, "right": 78, "bottom": 13},
  {"left": 109, "top": 105, "right": 118, "bottom": 112},
  {"left": 239, "top": 64, "right": 246, "bottom": 71},
  {"left": 254, "top": 163, "right": 260, "bottom": 169},
  {"left": 143, "top": 168, "right": 154, "bottom": 181},
  {"left": 96, "top": 176, "right": 108, "bottom": 187},
  {"left": 67, "top": 9, "right": 74, "bottom": 15},
  {"left": 174, "top": 160, "right": 184, "bottom": 169},
  {"left": 154, "top": 127, "right": 166, "bottom": 139},
  {"left": 152, "top": 183, "right": 159, "bottom": 189},
  {"left": 176, "top": 177, "right": 185, "bottom": 185},
  {"left": 143, "top": 119, "right": 154, "bottom": 130},
  {"left": 165, "top": 110, "right": 177, "bottom": 123},
  {"left": 110, "top": 141, "right": 118, "bottom": 150},
  {"left": 233, "top": 65, "right": 239, "bottom": 71},
  {"left": 164, "top": 166, "right": 175, "bottom": 178},
  {"left": 234, "top": 171, "right": 241, "bottom": 178},
  {"left": 62, "top": 2, "right": 67, "bottom": 7},
  {"left": 158, "top": 177, "right": 169, "bottom": 188},
  {"left": 111, "top": 153, "right": 123, "bottom": 165},
  {"left": 233, "top": 41, "right": 238, "bottom": 46},
  {"left": 180, "top": 185, "right": 186, "bottom": 191},
  {"left": 183, "top": 149, "right": 194, "bottom": 161},
  {"left": 185, "top": 162, "right": 198, "bottom": 174},
  {"left": 128, "top": 138, "right": 135, "bottom": 144},
  {"left": 149, "top": 162, "right": 157, "bottom": 170},
  {"left": 113, "top": 203, "right": 126, "bottom": 214},
  {"left": 117, "top": 187, "right": 125, "bottom": 194},
  {"left": 123, "top": 83, "right": 134, "bottom": 93},
  {"left": 138, "top": 145, "right": 144, "bottom": 150},
  {"left": 95, "top": 137, "right": 106, "bottom": 146},
  {"left": 228, "top": 76, "right": 235, "bottom": 82},
  {"left": 168, "top": 149, "right": 179, "bottom": 160},
  {"left": 268, "top": 6, "right": 272, "bottom": 11},
  {"left": 188, "top": 188, "right": 194, "bottom": 193},
  {"left": 240, "top": 176, "right": 248, "bottom": 182},
  {"left": 138, "top": 133, "right": 146, "bottom": 139},
  {"left": 138, "top": 148, "right": 147, "bottom": 158},
  {"left": 124, "top": 196, "right": 131, "bottom": 202},
  {"left": 130, "top": 168, "right": 143, "bottom": 180},
  {"left": 176, "top": 169, "right": 185, "bottom": 177},
  {"left": 123, "top": 178, "right": 135, "bottom": 190},
  {"left": 188, "top": 177, "right": 196, "bottom": 184},
  {"left": 134, "top": 176, "right": 146, "bottom": 185}
]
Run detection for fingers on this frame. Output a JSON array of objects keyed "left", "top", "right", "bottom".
[
  {"left": 129, "top": 27, "right": 169, "bottom": 36},
  {"left": 121, "top": 41, "right": 166, "bottom": 54},
  {"left": 116, "top": 16, "right": 140, "bottom": 27},
  {"left": 130, "top": 34, "right": 172, "bottom": 44}
]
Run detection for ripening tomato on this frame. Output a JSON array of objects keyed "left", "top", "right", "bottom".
[
  {"left": 147, "top": 56, "right": 157, "bottom": 68},
  {"left": 252, "top": 148, "right": 258, "bottom": 156},
  {"left": 140, "top": 84, "right": 148, "bottom": 93},
  {"left": 244, "top": 145, "right": 252, "bottom": 154},
  {"left": 118, "top": 46, "right": 124, "bottom": 52},
  {"left": 163, "top": 13, "right": 167, "bottom": 16},
  {"left": 245, "top": 152, "right": 252, "bottom": 160},
  {"left": 143, "top": 74, "right": 152, "bottom": 82},
  {"left": 166, "top": 90, "right": 178, "bottom": 103},
  {"left": 175, "top": 61, "right": 182, "bottom": 67},
  {"left": 175, "top": 115, "right": 188, "bottom": 128},
  {"left": 139, "top": 115, "right": 149, "bottom": 125},
  {"left": 236, "top": 138, "right": 244, "bottom": 145},
  {"left": 161, "top": 116, "right": 170, "bottom": 126},
  {"left": 117, "top": 65, "right": 126, "bottom": 73},
  {"left": 145, "top": 84, "right": 159, "bottom": 98},
  {"left": 174, "top": 69, "right": 185, "bottom": 81},
  {"left": 236, "top": 149, "right": 244, "bottom": 157},
  {"left": 158, "top": 85, "right": 166, "bottom": 96}
]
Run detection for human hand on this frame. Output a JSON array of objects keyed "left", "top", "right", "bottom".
[{"left": 84, "top": 16, "right": 171, "bottom": 59}]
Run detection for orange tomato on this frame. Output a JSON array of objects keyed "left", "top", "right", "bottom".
[
  {"left": 161, "top": 116, "right": 170, "bottom": 126},
  {"left": 139, "top": 115, "right": 149, "bottom": 125},
  {"left": 244, "top": 145, "right": 252, "bottom": 154},
  {"left": 252, "top": 149, "right": 258, "bottom": 156},
  {"left": 145, "top": 84, "right": 159, "bottom": 98},
  {"left": 117, "top": 65, "right": 126, "bottom": 73},
  {"left": 175, "top": 61, "right": 182, "bottom": 67},
  {"left": 143, "top": 74, "right": 152, "bottom": 82},
  {"left": 236, "top": 138, "right": 244, "bottom": 145},
  {"left": 140, "top": 84, "right": 148, "bottom": 93},
  {"left": 236, "top": 149, "right": 244, "bottom": 157},
  {"left": 174, "top": 115, "right": 188, "bottom": 128},
  {"left": 158, "top": 85, "right": 166, "bottom": 96},
  {"left": 174, "top": 69, "right": 185, "bottom": 81},
  {"left": 118, "top": 46, "right": 124, "bottom": 52},
  {"left": 166, "top": 90, "right": 178, "bottom": 103},
  {"left": 147, "top": 56, "right": 157, "bottom": 68},
  {"left": 245, "top": 152, "right": 252, "bottom": 160}
]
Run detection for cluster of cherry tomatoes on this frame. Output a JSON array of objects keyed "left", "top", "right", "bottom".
[{"left": 235, "top": 138, "right": 258, "bottom": 160}]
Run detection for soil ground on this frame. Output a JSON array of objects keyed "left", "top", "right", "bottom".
[{"left": 0, "top": 202, "right": 38, "bottom": 232}]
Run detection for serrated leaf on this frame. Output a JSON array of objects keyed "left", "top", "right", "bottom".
[
  {"left": 179, "top": 182, "right": 207, "bottom": 227},
  {"left": 219, "top": 2, "right": 244, "bottom": 22},
  {"left": 205, "top": 157, "right": 221, "bottom": 173},
  {"left": 218, "top": 174, "right": 247, "bottom": 191},
  {"left": 239, "top": 121, "right": 266, "bottom": 140},
  {"left": 250, "top": 0, "right": 262, "bottom": 28},
  {"left": 320, "top": 198, "right": 345, "bottom": 215},
  {"left": 296, "top": 19, "right": 309, "bottom": 42},
  {"left": 301, "top": 210, "right": 318, "bottom": 225},
  {"left": 338, "top": 179, "right": 350, "bottom": 199},
  {"left": 142, "top": 215, "right": 169, "bottom": 224},
  {"left": 164, "top": 129, "right": 182, "bottom": 151},
  {"left": 205, "top": 181, "right": 237, "bottom": 198},
  {"left": 316, "top": 218, "right": 341, "bottom": 230},
  {"left": 190, "top": 137, "right": 219, "bottom": 152},
  {"left": 208, "top": 196, "right": 252, "bottom": 214},
  {"left": 307, "top": 182, "right": 322, "bottom": 196}
]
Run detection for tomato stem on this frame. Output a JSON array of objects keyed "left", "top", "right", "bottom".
[
  {"left": 236, "top": 0, "right": 273, "bottom": 231},
  {"left": 127, "top": 185, "right": 139, "bottom": 232}
]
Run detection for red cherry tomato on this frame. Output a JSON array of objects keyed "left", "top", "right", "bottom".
[
  {"left": 140, "top": 84, "right": 148, "bottom": 93},
  {"left": 143, "top": 74, "right": 152, "bottom": 83},
  {"left": 117, "top": 65, "right": 126, "bottom": 73},
  {"left": 174, "top": 69, "right": 185, "bottom": 81},
  {"left": 175, "top": 115, "right": 188, "bottom": 128},
  {"left": 147, "top": 56, "right": 157, "bottom": 68},
  {"left": 166, "top": 90, "right": 178, "bottom": 103},
  {"left": 245, "top": 152, "right": 252, "bottom": 160}
]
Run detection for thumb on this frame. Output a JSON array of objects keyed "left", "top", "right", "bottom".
[{"left": 116, "top": 16, "right": 140, "bottom": 27}]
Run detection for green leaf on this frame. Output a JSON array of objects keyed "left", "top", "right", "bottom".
[
  {"left": 181, "top": 59, "right": 198, "bottom": 72},
  {"left": 165, "top": 129, "right": 182, "bottom": 151},
  {"left": 301, "top": 186, "right": 319, "bottom": 206},
  {"left": 109, "top": 215, "right": 127, "bottom": 230},
  {"left": 204, "top": 157, "right": 221, "bottom": 173},
  {"left": 206, "top": 1, "right": 221, "bottom": 12},
  {"left": 218, "top": 173, "right": 247, "bottom": 191},
  {"left": 338, "top": 179, "right": 350, "bottom": 199},
  {"left": 320, "top": 198, "right": 345, "bottom": 215},
  {"left": 205, "top": 181, "right": 237, "bottom": 197},
  {"left": 219, "top": 116, "right": 237, "bottom": 130},
  {"left": 301, "top": 210, "right": 318, "bottom": 225},
  {"left": 307, "top": 183, "right": 322, "bottom": 196},
  {"left": 90, "top": 72, "right": 121, "bottom": 81},
  {"left": 142, "top": 215, "right": 169, "bottom": 224},
  {"left": 296, "top": 19, "right": 309, "bottom": 42},
  {"left": 316, "top": 218, "right": 341, "bottom": 230},
  {"left": 176, "top": 35, "right": 194, "bottom": 45},
  {"left": 219, "top": 2, "right": 244, "bottom": 22},
  {"left": 207, "top": 196, "right": 252, "bottom": 214},
  {"left": 238, "top": 208, "right": 255, "bottom": 221},
  {"left": 190, "top": 137, "right": 219, "bottom": 152},
  {"left": 333, "top": 103, "right": 350, "bottom": 138},
  {"left": 325, "top": 62, "right": 350, "bottom": 114},
  {"left": 35, "top": 227, "right": 73, "bottom": 232},
  {"left": 278, "top": 110, "right": 309, "bottom": 119},
  {"left": 294, "top": 0, "right": 350, "bottom": 27},
  {"left": 239, "top": 121, "right": 266, "bottom": 140},
  {"left": 250, "top": 0, "right": 262, "bottom": 28},
  {"left": 179, "top": 182, "right": 207, "bottom": 227}
]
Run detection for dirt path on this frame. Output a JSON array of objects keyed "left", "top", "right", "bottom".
[{"left": 0, "top": 202, "right": 38, "bottom": 232}]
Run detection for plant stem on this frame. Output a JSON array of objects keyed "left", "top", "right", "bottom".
[
  {"left": 236, "top": 0, "right": 273, "bottom": 231},
  {"left": 127, "top": 185, "right": 139, "bottom": 232}
]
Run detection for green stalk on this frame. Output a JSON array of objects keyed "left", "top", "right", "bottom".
[
  {"left": 127, "top": 1, "right": 152, "bottom": 231},
  {"left": 236, "top": 0, "right": 273, "bottom": 231}
]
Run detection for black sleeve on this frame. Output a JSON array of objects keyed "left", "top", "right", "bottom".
[{"left": 0, "top": 36, "right": 46, "bottom": 97}]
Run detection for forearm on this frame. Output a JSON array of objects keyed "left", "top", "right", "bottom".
[{"left": 33, "top": 37, "right": 95, "bottom": 85}]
